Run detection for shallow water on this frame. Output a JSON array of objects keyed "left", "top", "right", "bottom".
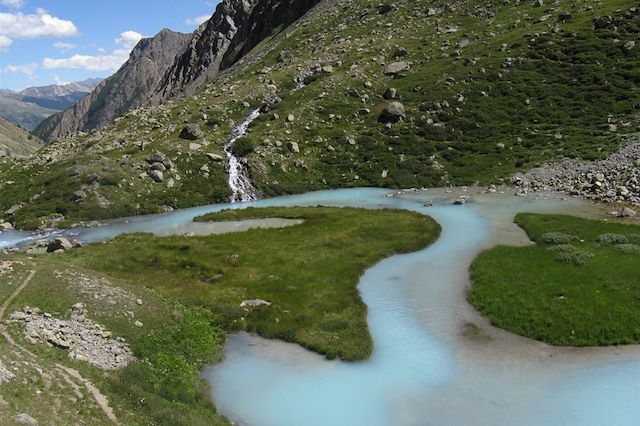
[
  {"left": 2, "top": 188, "right": 638, "bottom": 425},
  {"left": 198, "top": 188, "right": 640, "bottom": 426}
]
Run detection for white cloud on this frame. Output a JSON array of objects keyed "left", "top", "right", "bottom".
[
  {"left": 2, "top": 62, "right": 37, "bottom": 76},
  {"left": 0, "top": 35, "right": 12, "bottom": 51},
  {"left": 0, "top": 9, "right": 78, "bottom": 39},
  {"left": 115, "top": 30, "right": 143, "bottom": 49},
  {"left": 43, "top": 30, "right": 145, "bottom": 71},
  {"left": 53, "top": 41, "right": 75, "bottom": 51},
  {"left": 0, "top": 0, "right": 24, "bottom": 9},
  {"left": 185, "top": 15, "right": 209, "bottom": 26}
]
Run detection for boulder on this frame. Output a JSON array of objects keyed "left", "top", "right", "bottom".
[
  {"left": 618, "top": 207, "right": 637, "bottom": 218},
  {"left": 149, "top": 170, "right": 164, "bottom": 183},
  {"left": 288, "top": 142, "right": 300, "bottom": 153},
  {"left": 378, "top": 102, "right": 406, "bottom": 123},
  {"left": 14, "top": 414, "right": 38, "bottom": 425},
  {"left": 179, "top": 124, "right": 203, "bottom": 140},
  {"left": 46, "top": 238, "right": 73, "bottom": 253},
  {"left": 72, "top": 190, "right": 87, "bottom": 203},
  {"left": 146, "top": 152, "right": 167, "bottom": 164},
  {"left": 384, "top": 61, "right": 410, "bottom": 76},
  {"left": 384, "top": 88, "right": 398, "bottom": 100},
  {"left": 150, "top": 162, "right": 166, "bottom": 172}
]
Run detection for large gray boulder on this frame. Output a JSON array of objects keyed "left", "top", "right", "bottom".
[
  {"left": 180, "top": 124, "right": 203, "bottom": 140},
  {"left": 378, "top": 102, "right": 406, "bottom": 123},
  {"left": 46, "top": 237, "right": 73, "bottom": 253},
  {"left": 384, "top": 61, "right": 411, "bottom": 76}
]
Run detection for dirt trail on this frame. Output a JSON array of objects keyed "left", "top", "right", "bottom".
[{"left": 0, "top": 267, "right": 120, "bottom": 424}]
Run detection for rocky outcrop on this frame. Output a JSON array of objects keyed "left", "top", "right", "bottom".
[
  {"left": 155, "top": 0, "right": 321, "bottom": 99},
  {"left": 34, "top": 29, "right": 191, "bottom": 141}
]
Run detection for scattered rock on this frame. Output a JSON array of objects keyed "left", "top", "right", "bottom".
[
  {"left": 288, "top": 142, "right": 300, "bottom": 153},
  {"left": 384, "top": 61, "right": 411, "bottom": 76},
  {"left": 206, "top": 153, "right": 225, "bottom": 162},
  {"left": 72, "top": 190, "right": 87, "bottom": 203},
  {"left": 180, "top": 124, "right": 203, "bottom": 140},
  {"left": 240, "top": 299, "right": 271, "bottom": 308},
  {"left": 149, "top": 170, "right": 164, "bottom": 183},
  {"left": 384, "top": 88, "right": 398, "bottom": 100},
  {"left": 14, "top": 414, "right": 38, "bottom": 425},
  {"left": 46, "top": 238, "right": 73, "bottom": 253},
  {"left": 513, "top": 142, "right": 640, "bottom": 205},
  {"left": 454, "top": 196, "right": 469, "bottom": 205},
  {"left": 9, "top": 305, "right": 135, "bottom": 370},
  {"left": 146, "top": 152, "right": 167, "bottom": 164},
  {"left": 0, "top": 361, "right": 15, "bottom": 383},
  {"left": 378, "top": 102, "right": 406, "bottom": 123},
  {"left": 618, "top": 207, "right": 637, "bottom": 218}
]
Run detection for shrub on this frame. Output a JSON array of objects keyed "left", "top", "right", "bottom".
[
  {"left": 547, "top": 244, "right": 594, "bottom": 265},
  {"left": 615, "top": 244, "right": 640, "bottom": 254},
  {"left": 596, "top": 233, "right": 630, "bottom": 245},
  {"left": 541, "top": 232, "right": 576, "bottom": 244},
  {"left": 230, "top": 136, "right": 254, "bottom": 157}
]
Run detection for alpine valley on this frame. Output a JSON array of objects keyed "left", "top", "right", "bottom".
[{"left": 0, "top": 1, "right": 638, "bottom": 425}]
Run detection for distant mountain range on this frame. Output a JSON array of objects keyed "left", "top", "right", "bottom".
[{"left": 0, "top": 78, "right": 103, "bottom": 131}]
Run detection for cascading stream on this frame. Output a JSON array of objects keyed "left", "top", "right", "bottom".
[{"left": 224, "top": 109, "right": 261, "bottom": 203}]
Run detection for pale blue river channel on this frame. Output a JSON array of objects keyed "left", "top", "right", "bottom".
[{"left": 1, "top": 188, "right": 639, "bottom": 425}]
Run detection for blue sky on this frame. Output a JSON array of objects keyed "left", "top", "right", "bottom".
[{"left": 0, "top": 0, "right": 220, "bottom": 91}]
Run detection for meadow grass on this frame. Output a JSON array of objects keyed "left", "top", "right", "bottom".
[
  {"left": 66, "top": 207, "right": 440, "bottom": 360},
  {"left": 469, "top": 214, "right": 640, "bottom": 346}
]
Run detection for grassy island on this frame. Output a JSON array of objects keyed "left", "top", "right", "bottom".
[{"left": 469, "top": 214, "right": 640, "bottom": 346}]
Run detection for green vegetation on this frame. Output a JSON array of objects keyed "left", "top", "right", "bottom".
[
  {"left": 2, "top": 1, "right": 640, "bottom": 229},
  {"left": 0, "top": 207, "right": 438, "bottom": 424},
  {"left": 70, "top": 207, "right": 440, "bottom": 360},
  {"left": 0, "top": 257, "right": 227, "bottom": 425},
  {"left": 469, "top": 213, "right": 640, "bottom": 346}
]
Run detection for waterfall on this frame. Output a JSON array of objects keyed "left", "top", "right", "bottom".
[{"left": 224, "top": 109, "right": 261, "bottom": 203}]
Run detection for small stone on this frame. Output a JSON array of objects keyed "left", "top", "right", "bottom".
[
  {"left": 14, "top": 414, "right": 38, "bottom": 425},
  {"left": 134, "top": 321, "right": 144, "bottom": 327},
  {"left": 206, "top": 153, "right": 225, "bottom": 162},
  {"left": 288, "top": 142, "right": 300, "bottom": 153}
]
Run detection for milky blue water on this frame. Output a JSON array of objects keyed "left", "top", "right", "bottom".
[{"left": 2, "top": 188, "right": 639, "bottom": 425}]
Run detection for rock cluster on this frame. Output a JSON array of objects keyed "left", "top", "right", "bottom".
[
  {"left": 9, "top": 305, "right": 135, "bottom": 370},
  {"left": 513, "top": 142, "right": 640, "bottom": 206}
]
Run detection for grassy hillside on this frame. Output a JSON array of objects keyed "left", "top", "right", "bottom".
[
  {"left": 1, "top": 0, "right": 640, "bottom": 228},
  {"left": 0, "top": 117, "right": 42, "bottom": 158}
]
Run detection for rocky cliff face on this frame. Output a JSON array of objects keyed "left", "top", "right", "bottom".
[
  {"left": 156, "top": 0, "right": 321, "bottom": 99},
  {"left": 154, "top": 0, "right": 260, "bottom": 100},
  {"left": 35, "top": 0, "right": 322, "bottom": 141},
  {"left": 34, "top": 29, "right": 190, "bottom": 141}
]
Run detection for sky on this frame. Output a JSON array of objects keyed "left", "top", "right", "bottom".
[{"left": 0, "top": 0, "right": 220, "bottom": 91}]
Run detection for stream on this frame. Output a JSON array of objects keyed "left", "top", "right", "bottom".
[
  {"left": 1, "top": 188, "right": 638, "bottom": 425},
  {"left": 224, "top": 108, "right": 261, "bottom": 203}
]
